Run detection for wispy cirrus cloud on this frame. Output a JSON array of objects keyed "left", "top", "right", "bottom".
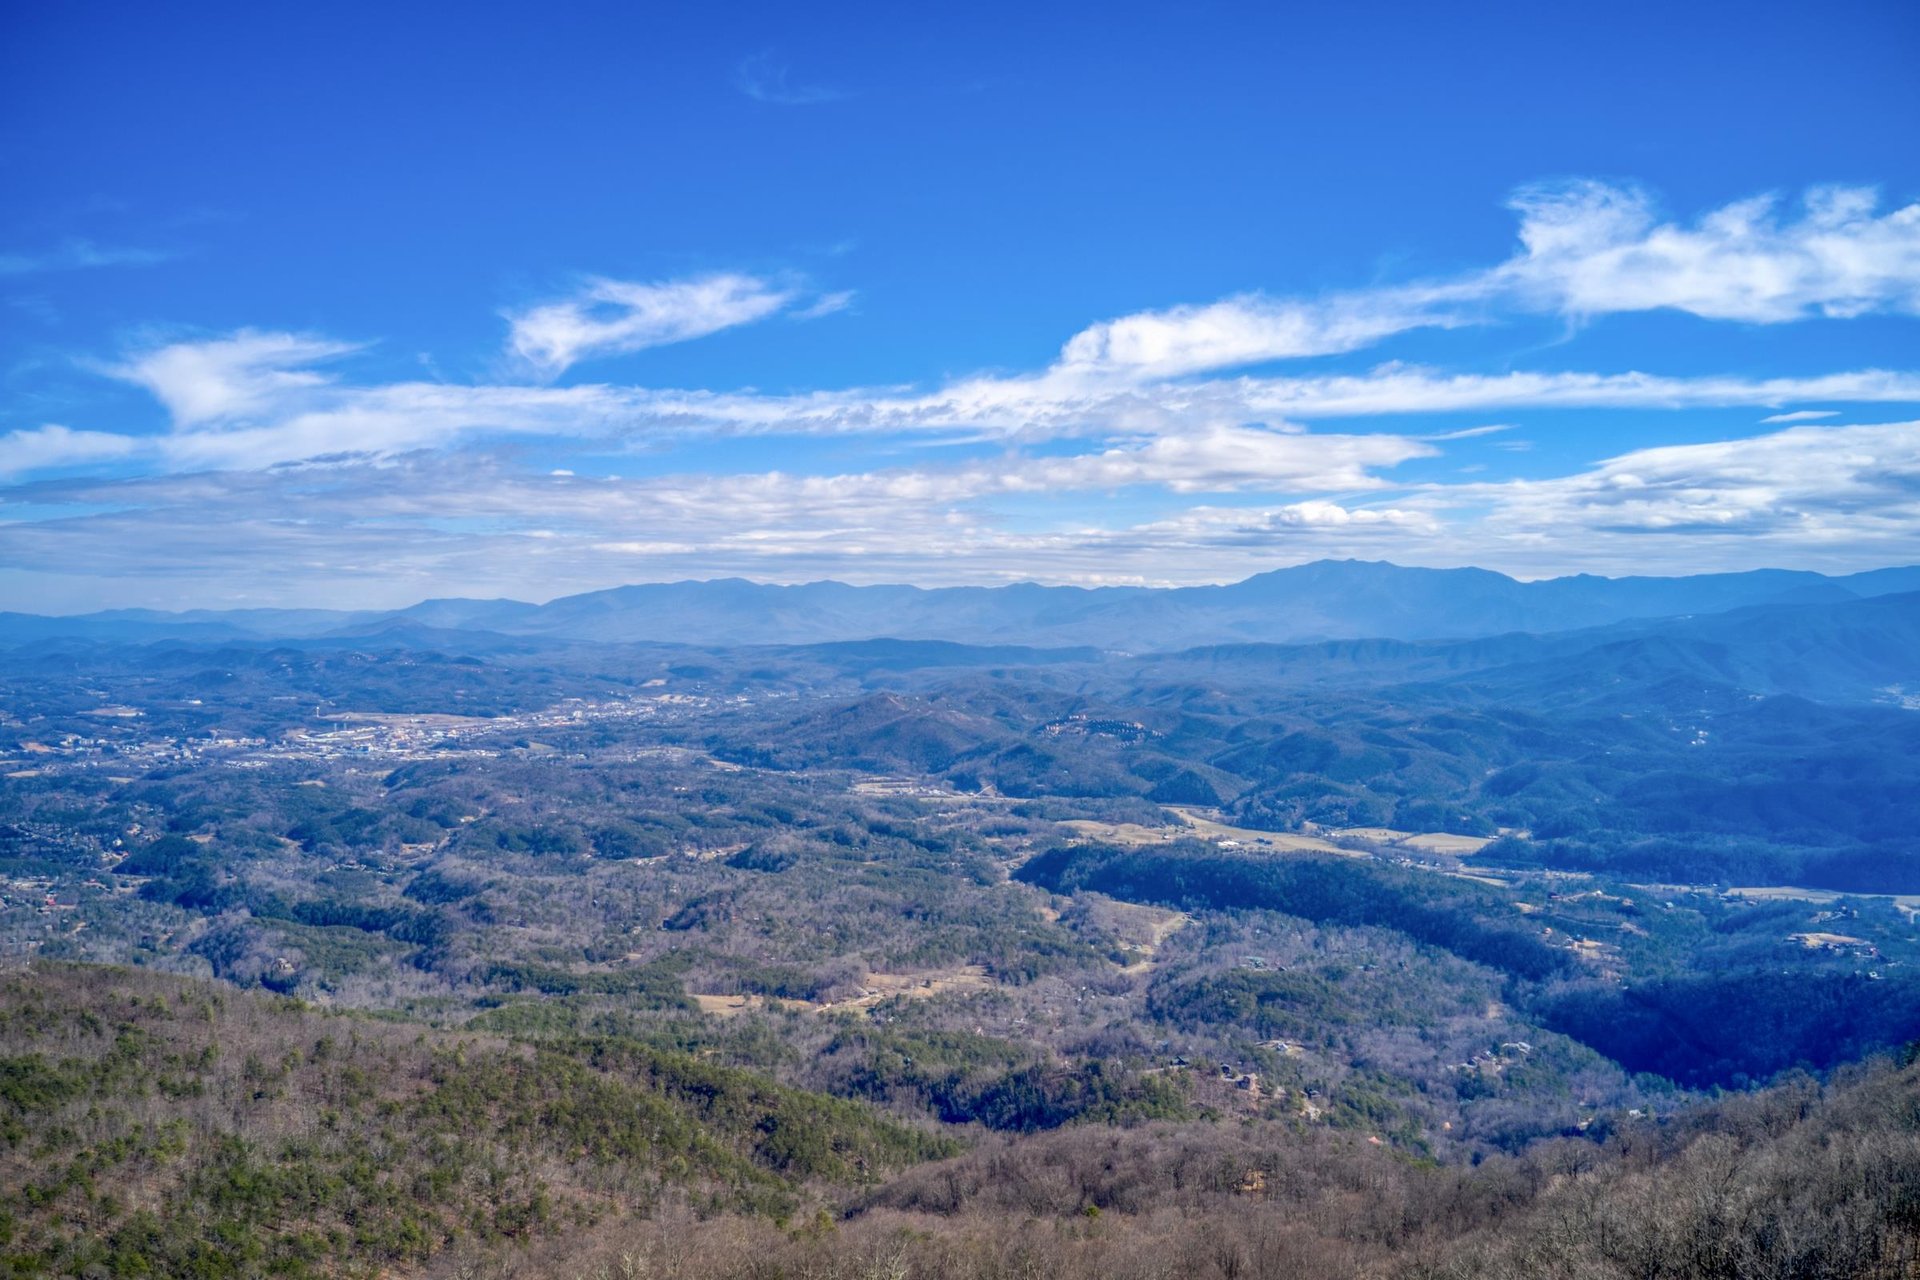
[
  {"left": 792, "top": 290, "right": 856, "bottom": 320},
  {"left": 1049, "top": 183, "right": 1920, "bottom": 378},
  {"left": 1423, "top": 424, "right": 1517, "bottom": 441},
  {"left": 0, "top": 238, "right": 177, "bottom": 275},
  {"left": 107, "top": 329, "right": 363, "bottom": 427},
  {"left": 63, "top": 321, "right": 1920, "bottom": 478},
  {"left": 731, "top": 51, "right": 849, "bottom": 105},
  {"left": 13, "top": 178, "right": 1920, "bottom": 606},
  {"left": 1055, "top": 287, "right": 1471, "bottom": 380},
  {"left": 504, "top": 272, "right": 832, "bottom": 376},
  {"left": 63, "top": 182, "right": 1920, "bottom": 476},
  {"left": 563, "top": 364, "right": 1920, "bottom": 442},
  {"left": 0, "top": 425, "right": 141, "bottom": 477}
]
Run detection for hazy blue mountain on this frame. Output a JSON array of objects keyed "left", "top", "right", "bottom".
[
  {"left": 6, "top": 560, "right": 1918, "bottom": 651},
  {"left": 386, "top": 597, "right": 545, "bottom": 631},
  {"left": 1409, "top": 590, "right": 1920, "bottom": 713},
  {"left": 413, "top": 561, "right": 1918, "bottom": 648},
  {"left": 1139, "top": 590, "right": 1920, "bottom": 708},
  {"left": 781, "top": 638, "right": 1103, "bottom": 671},
  {"left": 395, "top": 561, "right": 1920, "bottom": 648},
  {"left": 0, "top": 606, "right": 371, "bottom": 646}
]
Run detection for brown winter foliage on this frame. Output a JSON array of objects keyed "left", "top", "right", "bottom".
[
  {"left": 5, "top": 962, "right": 1915, "bottom": 1280},
  {"left": 491, "top": 1060, "right": 1920, "bottom": 1280}
]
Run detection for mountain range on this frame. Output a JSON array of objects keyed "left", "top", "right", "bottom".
[{"left": 8, "top": 559, "right": 1920, "bottom": 651}]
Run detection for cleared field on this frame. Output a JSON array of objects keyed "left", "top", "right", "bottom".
[
  {"left": 1059, "top": 818, "right": 1185, "bottom": 845},
  {"left": 1725, "top": 884, "right": 1850, "bottom": 904},
  {"left": 1725, "top": 884, "right": 1920, "bottom": 921},
  {"left": 1788, "top": 931, "right": 1870, "bottom": 948},
  {"left": 321, "top": 711, "right": 496, "bottom": 728},
  {"left": 1061, "top": 811, "right": 1354, "bottom": 855},
  {"left": 1119, "top": 907, "right": 1194, "bottom": 974},
  {"left": 692, "top": 965, "right": 995, "bottom": 1019},
  {"left": 1333, "top": 826, "right": 1494, "bottom": 855},
  {"left": 835, "top": 965, "right": 994, "bottom": 1010},
  {"left": 693, "top": 993, "right": 814, "bottom": 1017},
  {"left": 850, "top": 776, "right": 1010, "bottom": 805},
  {"left": 1165, "top": 807, "right": 1359, "bottom": 855}
]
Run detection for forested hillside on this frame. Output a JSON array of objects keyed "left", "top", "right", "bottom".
[
  {"left": 4, "top": 962, "right": 1918, "bottom": 1279},
  {"left": 0, "top": 964, "right": 950, "bottom": 1278}
]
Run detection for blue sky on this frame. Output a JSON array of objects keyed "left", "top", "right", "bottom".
[{"left": 3, "top": 0, "right": 1919, "bottom": 610}]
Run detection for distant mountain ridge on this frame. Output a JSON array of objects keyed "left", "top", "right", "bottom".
[
  {"left": 6, "top": 560, "right": 1920, "bottom": 651},
  {"left": 1140, "top": 588, "right": 1920, "bottom": 705}
]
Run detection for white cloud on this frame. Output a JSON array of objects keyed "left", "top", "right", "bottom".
[
  {"left": 597, "top": 364, "right": 1920, "bottom": 440},
  {"left": 96, "top": 332, "right": 653, "bottom": 469},
  {"left": 1495, "top": 181, "right": 1920, "bottom": 323},
  {"left": 1055, "top": 288, "right": 1467, "bottom": 379},
  {"left": 0, "top": 425, "right": 141, "bottom": 477},
  {"left": 1040, "top": 418, "right": 1920, "bottom": 577},
  {"left": 57, "top": 317, "right": 1920, "bottom": 484},
  {"left": 20, "top": 172, "right": 1920, "bottom": 605},
  {"left": 59, "top": 180, "right": 1920, "bottom": 484},
  {"left": 9, "top": 417, "right": 1920, "bottom": 605},
  {"left": 520, "top": 423, "right": 1433, "bottom": 518},
  {"left": 150, "top": 381, "right": 640, "bottom": 470},
  {"left": 1047, "top": 182, "right": 1920, "bottom": 378},
  {"left": 107, "top": 330, "right": 361, "bottom": 427},
  {"left": 1224, "top": 366, "right": 1920, "bottom": 420},
  {"left": 504, "top": 273, "right": 799, "bottom": 375},
  {"left": 1014, "top": 424, "right": 1432, "bottom": 493},
  {"left": 1409, "top": 420, "right": 1920, "bottom": 564},
  {"left": 1132, "top": 500, "right": 1441, "bottom": 540}
]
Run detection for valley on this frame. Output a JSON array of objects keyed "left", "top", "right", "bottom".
[{"left": 2, "top": 566, "right": 1918, "bottom": 1277}]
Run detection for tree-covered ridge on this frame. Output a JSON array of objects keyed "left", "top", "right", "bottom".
[
  {"left": 0, "top": 964, "right": 952, "bottom": 1279},
  {"left": 6, "top": 962, "right": 1920, "bottom": 1279},
  {"left": 1016, "top": 841, "right": 1920, "bottom": 1092},
  {"left": 1017, "top": 843, "right": 1573, "bottom": 981}
]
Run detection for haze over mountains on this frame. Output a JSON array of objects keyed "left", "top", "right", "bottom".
[{"left": 8, "top": 559, "right": 1920, "bottom": 652}]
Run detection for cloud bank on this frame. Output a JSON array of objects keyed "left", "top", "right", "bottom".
[{"left": 8, "top": 181, "right": 1920, "bottom": 608}]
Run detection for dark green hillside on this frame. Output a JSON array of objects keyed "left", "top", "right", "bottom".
[
  {"left": 1016, "top": 843, "right": 1572, "bottom": 982},
  {"left": 1537, "top": 970, "right": 1920, "bottom": 1089}
]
